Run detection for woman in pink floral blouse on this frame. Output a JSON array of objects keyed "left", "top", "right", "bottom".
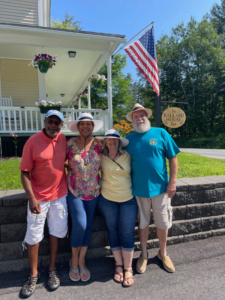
[{"left": 66, "top": 113, "right": 104, "bottom": 282}]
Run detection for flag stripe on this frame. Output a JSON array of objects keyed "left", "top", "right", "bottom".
[
  {"left": 124, "top": 26, "right": 159, "bottom": 95},
  {"left": 129, "top": 42, "right": 159, "bottom": 85},
  {"left": 134, "top": 41, "right": 159, "bottom": 81},
  {"left": 125, "top": 47, "right": 159, "bottom": 95}
]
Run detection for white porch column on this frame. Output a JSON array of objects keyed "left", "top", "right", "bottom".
[
  {"left": 88, "top": 82, "right": 91, "bottom": 109},
  {"left": 107, "top": 52, "right": 113, "bottom": 128},
  {"left": 38, "top": 72, "right": 46, "bottom": 99}
]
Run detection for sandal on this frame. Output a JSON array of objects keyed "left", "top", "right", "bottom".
[
  {"left": 69, "top": 260, "right": 80, "bottom": 282},
  {"left": 123, "top": 268, "right": 134, "bottom": 287},
  {"left": 48, "top": 270, "right": 60, "bottom": 291},
  {"left": 80, "top": 267, "right": 91, "bottom": 282},
  {"left": 114, "top": 265, "right": 123, "bottom": 283},
  {"left": 20, "top": 273, "right": 40, "bottom": 298}
]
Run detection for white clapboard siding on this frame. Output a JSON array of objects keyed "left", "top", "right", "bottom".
[{"left": 0, "top": 0, "right": 38, "bottom": 26}]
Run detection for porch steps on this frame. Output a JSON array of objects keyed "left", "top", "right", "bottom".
[{"left": 0, "top": 176, "right": 225, "bottom": 273}]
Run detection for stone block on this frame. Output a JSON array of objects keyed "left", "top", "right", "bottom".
[
  {"left": 173, "top": 206, "right": 186, "bottom": 220},
  {"left": 212, "top": 202, "right": 225, "bottom": 216},
  {"left": 86, "top": 246, "right": 111, "bottom": 259},
  {"left": 0, "top": 191, "right": 6, "bottom": 200},
  {"left": 149, "top": 226, "right": 157, "bottom": 239},
  {"left": 38, "top": 238, "right": 50, "bottom": 256},
  {"left": 0, "top": 241, "right": 23, "bottom": 260},
  {"left": 89, "top": 231, "right": 105, "bottom": 249},
  {"left": 0, "top": 258, "right": 31, "bottom": 274},
  {"left": 201, "top": 215, "right": 225, "bottom": 232},
  {"left": 2, "top": 191, "right": 27, "bottom": 207},
  {"left": 173, "top": 190, "right": 204, "bottom": 206},
  {"left": 200, "top": 203, "right": 215, "bottom": 217},
  {"left": 188, "top": 219, "right": 201, "bottom": 234},
  {"left": 204, "top": 188, "right": 225, "bottom": 203},
  {"left": 1, "top": 223, "right": 26, "bottom": 242},
  {"left": 171, "top": 220, "right": 189, "bottom": 236},
  {"left": 92, "top": 215, "right": 106, "bottom": 232},
  {"left": 0, "top": 206, "right": 26, "bottom": 224},
  {"left": 58, "top": 237, "right": 70, "bottom": 254},
  {"left": 186, "top": 204, "right": 201, "bottom": 219},
  {"left": 177, "top": 177, "right": 213, "bottom": 190}
]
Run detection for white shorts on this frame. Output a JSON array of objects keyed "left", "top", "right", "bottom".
[
  {"left": 135, "top": 193, "right": 173, "bottom": 230},
  {"left": 24, "top": 195, "right": 68, "bottom": 245}
]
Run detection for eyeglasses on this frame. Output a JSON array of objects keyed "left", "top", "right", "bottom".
[{"left": 46, "top": 120, "right": 62, "bottom": 126}]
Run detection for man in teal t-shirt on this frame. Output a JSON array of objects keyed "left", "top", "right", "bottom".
[{"left": 126, "top": 103, "right": 180, "bottom": 275}]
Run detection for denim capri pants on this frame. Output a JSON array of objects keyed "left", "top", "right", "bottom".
[
  {"left": 98, "top": 194, "right": 137, "bottom": 252},
  {"left": 67, "top": 189, "right": 99, "bottom": 248}
]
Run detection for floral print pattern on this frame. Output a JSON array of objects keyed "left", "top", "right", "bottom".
[{"left": 67, "top": 138, "right": 103, "bottom": 200}]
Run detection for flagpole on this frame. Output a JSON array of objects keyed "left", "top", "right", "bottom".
[
  {"left": 155, "top": 91, "right": 161, "bottom": 127},
  {"left": 113, "top": 21, "right": 154, "bottom": 57}
]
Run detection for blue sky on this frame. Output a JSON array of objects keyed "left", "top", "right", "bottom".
[{"left": 51, "top": 0, "right": 221, "bottom": 79}]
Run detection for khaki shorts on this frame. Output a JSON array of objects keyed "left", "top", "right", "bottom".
[{"left": 135, "top": 193, "right": 173, "bottom": 230}]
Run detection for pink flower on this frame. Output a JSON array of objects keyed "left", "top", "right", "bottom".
[
  {"left": 94, "top": 145, "right": 102, "bottom": 154},
  {"left": 70, "top": 174, "right": 75, "bottom": 182},
  {"left": 67, "top": 149, "right": 74, "bottom": 160},
  {"left": 81, "top": 152, "right": 86, "bottom": 158}
]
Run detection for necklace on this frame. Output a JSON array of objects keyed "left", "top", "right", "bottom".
[
  {"left": 107, "top": 151, "right": 124, "bottom": 170},
  {"left": 108, "top": 151, "right": 118, "bottom": 161}
]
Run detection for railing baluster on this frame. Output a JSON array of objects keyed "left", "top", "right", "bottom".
[
  {"left": 30, "top": 111, "right": 34, "bottom": 131},
  {"left": 25, "top": 111, "right": 28, "bottom": 131},
  {"left": 0, "top": 107, "right": 109, "bottom": 133}
]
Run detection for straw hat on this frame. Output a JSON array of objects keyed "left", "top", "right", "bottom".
[
  {"left": 96, "top": 129, "right": 129, "bottom": 147},
  {"left": 126, "top": 103, "right": 152, "bottom": 122},
  {"left": 67, "top": 112, "right": 103, "bottom": 133}
]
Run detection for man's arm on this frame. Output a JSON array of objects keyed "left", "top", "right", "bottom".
[
  {"left": 21, "top": 171, "right": 41, "bottom": 214},
  {"left": 166, "top": 156, "right": 178, "bottom": 198}
]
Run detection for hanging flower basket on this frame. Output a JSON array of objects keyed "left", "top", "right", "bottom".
[
  {"left": 39, "top": 65, "right": 49, "bottom": 73},
  {"left": 29, "top": 54, "right": 56, "bottom": 73},
  {"left": 88, "top": 74, "right": 107, "bottom": 87}
]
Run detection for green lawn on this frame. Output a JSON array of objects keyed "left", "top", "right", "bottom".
[
  {"left": 0, "top": 153, "right": 225, "bottom": 190},
  {"left": 176, "top": 152, "right": 225, "bottom": 178}
]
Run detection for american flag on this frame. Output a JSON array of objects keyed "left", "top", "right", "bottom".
[{"left": 124, "top": 26, "right": 159, "bottom": 96}]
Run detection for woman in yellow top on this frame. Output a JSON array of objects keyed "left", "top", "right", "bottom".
[{"left": 97, "top": 129, "right": 137, "bottom": 287}]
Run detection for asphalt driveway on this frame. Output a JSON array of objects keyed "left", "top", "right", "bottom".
[{"left": 180, "top": 148, "right": 225, "bottom": 160}]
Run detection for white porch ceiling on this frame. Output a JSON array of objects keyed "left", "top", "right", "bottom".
[{"left": 0, "top": 24, "right": 126, "bottom": 107}]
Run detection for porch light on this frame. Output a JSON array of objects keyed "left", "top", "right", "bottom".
[
  {"left": 68, "top": 51, "right": 76, "bottom": 58},
  {"left": 60, "top": 94, "right": 65, "bottom": 97}
]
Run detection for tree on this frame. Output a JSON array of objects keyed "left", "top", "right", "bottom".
[
  {"left": 51, "top": 13, "right": 82, "bottom": 30},
  {"left": 138, "top": 18, "right": 225, "bottom": 139},
  {"left": 90, "top": 54, "right": 133, "bottom": 123},
  {"left": 210, "top": 0, "right": 225, "bottom": 35}
]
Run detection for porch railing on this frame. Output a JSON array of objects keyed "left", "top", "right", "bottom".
[{"left": 0, "top": 107, "right": 110, "bottom": 134}]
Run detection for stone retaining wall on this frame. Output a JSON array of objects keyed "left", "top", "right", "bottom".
[{"left": 0, "top": 176, "right": 225, "bottom": 273}]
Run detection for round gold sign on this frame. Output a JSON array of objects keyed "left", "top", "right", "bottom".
[{"left": 162, "top": 107, "right": 186, "bottom": 128}]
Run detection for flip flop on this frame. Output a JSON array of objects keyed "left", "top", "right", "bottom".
[
  {"left": 80, "top": 267, "right": 91, "bottom": 282},
  {"left": 69, "top": 260, "right": 80, "bottom": 282}
]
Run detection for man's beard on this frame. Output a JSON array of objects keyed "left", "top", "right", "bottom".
[{"left": 133, "top": 119, "right": 151, "bottom": 133}]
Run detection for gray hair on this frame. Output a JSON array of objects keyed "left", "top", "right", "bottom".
[{"left": 102, "top": 139, "right": 125, "bottom": 156}]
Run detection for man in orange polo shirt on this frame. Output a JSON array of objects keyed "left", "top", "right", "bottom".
[{"left": 19, "top": 110, "right": 68, "bottom": 298}]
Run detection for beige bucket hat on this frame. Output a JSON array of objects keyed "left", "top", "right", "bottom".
[{"left": 126, "top": 103, "right": 152, "bottom": 122}]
